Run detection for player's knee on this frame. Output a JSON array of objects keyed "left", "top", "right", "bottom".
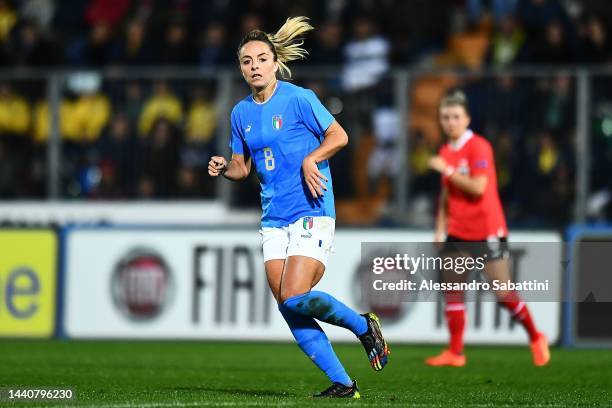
[
  {"left": 279, "top": 287, "right": 310, "bottom": 304},
  {"left": 270, "top": 288, "right": 281, "bottom": 304},
  {"left": 280, "top": 273, "right": 314, "bottom": 303}
]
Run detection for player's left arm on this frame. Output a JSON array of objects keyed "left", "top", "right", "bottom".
[
  {"left": 305, "top": 120, "right": 348, "bottom": 163},
  {"left": 302, "top": 118, "right": 348, "bottom": 199}
]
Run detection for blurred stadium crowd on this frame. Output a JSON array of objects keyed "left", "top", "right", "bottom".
[{"left": 0, "top": 0, "right": 612, "bottom": 229}]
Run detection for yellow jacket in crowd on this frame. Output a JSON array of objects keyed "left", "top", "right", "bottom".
[
  {"left": 33, "top": 94, "right": 111, "bottom": 143},
  {"left": 138, "top": 94, "right": 183, "bottom": 136},
  {"left": 186, "top": 101, "right": 216, "bottom": 144},
  {"left": 0, "top": 94, "right": 30, "bottom": 134}
]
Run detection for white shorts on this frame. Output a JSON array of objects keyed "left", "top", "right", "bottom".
[{"left": 260, "top": 216, "right": 335, "bottom": 267}]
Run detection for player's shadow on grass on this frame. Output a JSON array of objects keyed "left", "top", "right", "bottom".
[{"left": 169, "top": 386, "right": 293, "bottom": 398}]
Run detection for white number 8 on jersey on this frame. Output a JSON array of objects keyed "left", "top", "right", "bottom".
[{"left": 263, "top": 147, "right": 275, "bottom": 171}]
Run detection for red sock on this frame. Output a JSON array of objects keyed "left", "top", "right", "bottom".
[
  {"left": 445, "top": 301, "right": 466, "bottom": 355},
  {"left": 500, "top": 292, "right": 539, "bottom": 341}
]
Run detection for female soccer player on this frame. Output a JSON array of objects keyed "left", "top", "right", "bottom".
[
  {"left": 208, "top": 17, "right": 389, "bottom": 398},
  {"left": 426, "top": 90, "right": 550, "bottom": 367}
]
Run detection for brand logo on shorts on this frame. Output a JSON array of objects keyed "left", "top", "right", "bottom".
[
  {"left": 301, "top": 232, "right": 312, "bottom": 239},
  {"left": 272, "top": 115, "right": 283, "bottom": 130},
  {"left": 303, "top": 216, "right": 314, "bottom": 230}
]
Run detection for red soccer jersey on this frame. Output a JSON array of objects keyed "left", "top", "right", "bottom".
[{"left": 439, "top": 130, "right": 508, "bottom": 240}]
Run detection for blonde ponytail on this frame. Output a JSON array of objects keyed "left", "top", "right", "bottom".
[
  {"left": 238, "top": 16, "right": 314, "bottom": 79},
  {"left": 267, "top": 17, "right": 313, "bottom": 79}
]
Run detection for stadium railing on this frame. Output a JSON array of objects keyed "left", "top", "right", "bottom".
[{"left": 0, "top": 66, "right": 610, "bottom": 228}]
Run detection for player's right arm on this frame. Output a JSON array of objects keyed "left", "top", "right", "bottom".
[
  {"left": 209, "top": 106, "right": 252, "bottom": 181},
  {"left": 434, "top": 186, "right": 448, "bottom": 243},
  {"left": 208, "top": 153, "right": 251, "bottom": 181}
]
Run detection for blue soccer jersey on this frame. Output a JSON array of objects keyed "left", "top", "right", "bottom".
[{"left": 230, "top": 81, "right": 336, "bottom": 227}]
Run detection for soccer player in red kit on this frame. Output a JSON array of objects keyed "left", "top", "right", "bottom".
[{"left": 425, "top": 90, "right": 550, "bottom": 367}]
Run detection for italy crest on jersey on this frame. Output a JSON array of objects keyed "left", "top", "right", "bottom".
[
  {"left": 303, "top": 216, "right": 314, "bottom": 230},
  {"left": 272, "top": 115, "right": 283, "bottom": 130}
]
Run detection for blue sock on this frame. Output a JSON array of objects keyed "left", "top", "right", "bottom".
[
  {"left": 278, "top": 304, "right": 352, "bottom": 386},
  {"left": 283, "top": 291, "right": 368, "bottom": 337}
]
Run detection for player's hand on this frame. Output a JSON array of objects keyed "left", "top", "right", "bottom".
[
  {"left": 208, "top": 156, "right": 227, "bottom": 177},
  {"left": 428, "top": 156, "right": 448, "bottom": 174},
  {"left": 302, "top": 155, "right": 328, "bottom": 198}
]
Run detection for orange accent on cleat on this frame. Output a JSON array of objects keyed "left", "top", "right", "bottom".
[
  {"left": 425, "top": 349, "right": 466, "bottom": 367},
  {"left": 530, "top": 333, "right": 550, "bottom": 366}
]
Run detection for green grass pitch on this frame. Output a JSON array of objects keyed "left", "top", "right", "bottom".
[{"left": 1, "top": 340, "right": 611, "bottom": 407}]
